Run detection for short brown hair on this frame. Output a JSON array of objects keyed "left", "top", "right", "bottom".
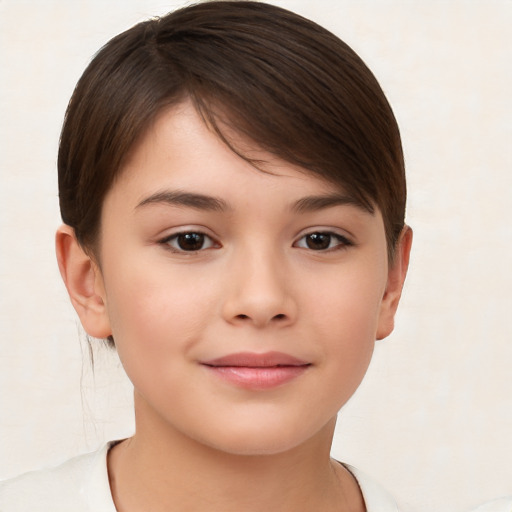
[{"left": 58, "top": 0, "right": 406, "bottom": 260}]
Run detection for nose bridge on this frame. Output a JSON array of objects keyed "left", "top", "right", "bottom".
[{"left": 222, "top": 240, "right": 296, "bottom": 327}]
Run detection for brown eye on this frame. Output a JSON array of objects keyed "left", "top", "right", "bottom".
[
  {"left": 163, "top": 232, "right": 216, "bottom": 252},
  {"left": 295, "top": 232, "right": 351, "bottom": 251},
  {"left": 305, "top": 233, "right": 331, "bottom": 250},
  {"left": 177, "top": 233, "right": 205, "bottom": 251}
]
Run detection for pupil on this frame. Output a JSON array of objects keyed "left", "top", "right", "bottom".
[
  {"left": 306, "top": 233, "right": 330, "bottom": 250},
  {"left": 178, "top": 233, "right": 204, "bottom": 251}
]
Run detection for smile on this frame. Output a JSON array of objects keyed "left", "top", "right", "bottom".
[{"left": 201, "top": 351, "right": 311, "bottom": 390}]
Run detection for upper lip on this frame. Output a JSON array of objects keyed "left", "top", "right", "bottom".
[{"left": 201, "top": 351, "right": 310, "bottom": 368}]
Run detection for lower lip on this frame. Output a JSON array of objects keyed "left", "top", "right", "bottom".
[{"left": 203, "top": 365, "right": 310, "bottom": 390}]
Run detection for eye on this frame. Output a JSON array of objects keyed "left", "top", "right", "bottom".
[
  {"left": 294, "top": 231, "right": 351, "bottom": 251},
  {"left": 161, "top": 231, "right": 218, "bottom": 252}
]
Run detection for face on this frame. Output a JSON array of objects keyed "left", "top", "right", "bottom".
[{"left": 88, "top": 100, "right": 404, "bottom": 456}]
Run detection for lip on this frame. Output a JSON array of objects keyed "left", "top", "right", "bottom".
[{"left": 201, "top": 351, "right": 311, "bottom": 390}]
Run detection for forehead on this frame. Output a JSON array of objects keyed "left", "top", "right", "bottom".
[{"left": 112, "top": 100, "right": 372, "bottom": 216}]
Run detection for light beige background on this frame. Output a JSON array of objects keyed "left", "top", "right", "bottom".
[{"left": 1, "top": 1, "right": 511, "bottom": 511}]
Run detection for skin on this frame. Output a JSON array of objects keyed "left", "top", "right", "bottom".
[{"left": 56, "top": 100, "right": 412, "bottom": 511}]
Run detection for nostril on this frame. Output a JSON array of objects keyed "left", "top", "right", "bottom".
[
  {"left": 273, "top": 314, "right": 286, "bottom": 320},
  {"left": 236, "top": 314, "right": 249, "bottom": 320}
]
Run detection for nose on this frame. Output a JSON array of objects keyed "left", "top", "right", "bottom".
[{"left": 221, "top": 247, "right": 297, "bottom": 328}]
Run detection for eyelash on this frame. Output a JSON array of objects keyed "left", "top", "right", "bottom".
[
  {"left": 294, "top": 231, "right": 353, "bottom": 252},
  {"left": 159, "top": 231, "right": 219, "bottom": 253},
  {"left": 159, "top": 230, "right": 353, "bottom": 254}
]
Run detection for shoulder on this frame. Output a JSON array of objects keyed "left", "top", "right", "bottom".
[
  {"left": 0, "top": 443, "right": 116, "bottom": 512},
  {"left": 345, "top": 464, "right": 402, "bottom": 512},
  {"left": 469, "top": 497, "right": 512, "bottom": 512}
]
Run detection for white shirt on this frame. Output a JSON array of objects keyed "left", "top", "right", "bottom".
[
  {"left": 0, "top": 443, "right": 400, "bottom": 511},
  {"left": 469, "top": 498, "right": 512, "bottom": 512}
]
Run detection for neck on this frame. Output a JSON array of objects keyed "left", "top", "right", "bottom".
[{"left": 108, "top": 395, "right": 364, "bottom": 512}]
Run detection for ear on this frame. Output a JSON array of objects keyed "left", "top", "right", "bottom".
[
  {"left": 55, "top": 225, "right": 112, "bottom": 339},
  {"left": 376, "top": 226, "right": 413, "bottom": 340}
]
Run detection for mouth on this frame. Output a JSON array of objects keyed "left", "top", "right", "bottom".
[{"left": 200, "top": 351, "right": 311, "bottom": 390}]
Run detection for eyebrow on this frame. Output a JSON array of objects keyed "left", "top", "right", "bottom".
[
  {"left": 136, "top": 189, "right": 373, "bottom": 215},
  {"left": 292, "top": 194, "right": 374, "bottom": 214},
  {"left": 136, "top": 190, "right": 228, "bottom": 212}
]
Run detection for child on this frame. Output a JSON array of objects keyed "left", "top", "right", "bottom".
[{"left": 0, "top": 1, "right": 413, "bottom": 510}]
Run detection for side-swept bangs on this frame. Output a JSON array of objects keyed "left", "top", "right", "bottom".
[{"left": 58, "top": 1, "right": 405, "bottom": 259}]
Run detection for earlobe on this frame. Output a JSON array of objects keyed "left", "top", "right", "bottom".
[
  {"left": 376, "top": 226, "right": 413, "bottom": 340},
  {"left": 55, "top": 225, "right": 112, "bottom": 339}
]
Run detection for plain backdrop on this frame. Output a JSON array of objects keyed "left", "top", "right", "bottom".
[{"left": 1, "top": 1, "right": 511, "bottom": 511}]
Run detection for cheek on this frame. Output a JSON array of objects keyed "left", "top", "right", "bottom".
[
  {"left": 308, "top": 262, "right": 386, "bottom": 336},
  {"left": 102, "top": 261, "right": 219, "bottom": 364},
  {"left": 305, "top": 263, "right": 386, "bottom": 383}
]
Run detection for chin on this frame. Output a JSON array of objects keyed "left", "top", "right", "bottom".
[
  {"left": 214, "top": 436, "right": 303, "bottom": 457},
  {"left": 192, "top": 415, "right": 335, "bottom": 457}
]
